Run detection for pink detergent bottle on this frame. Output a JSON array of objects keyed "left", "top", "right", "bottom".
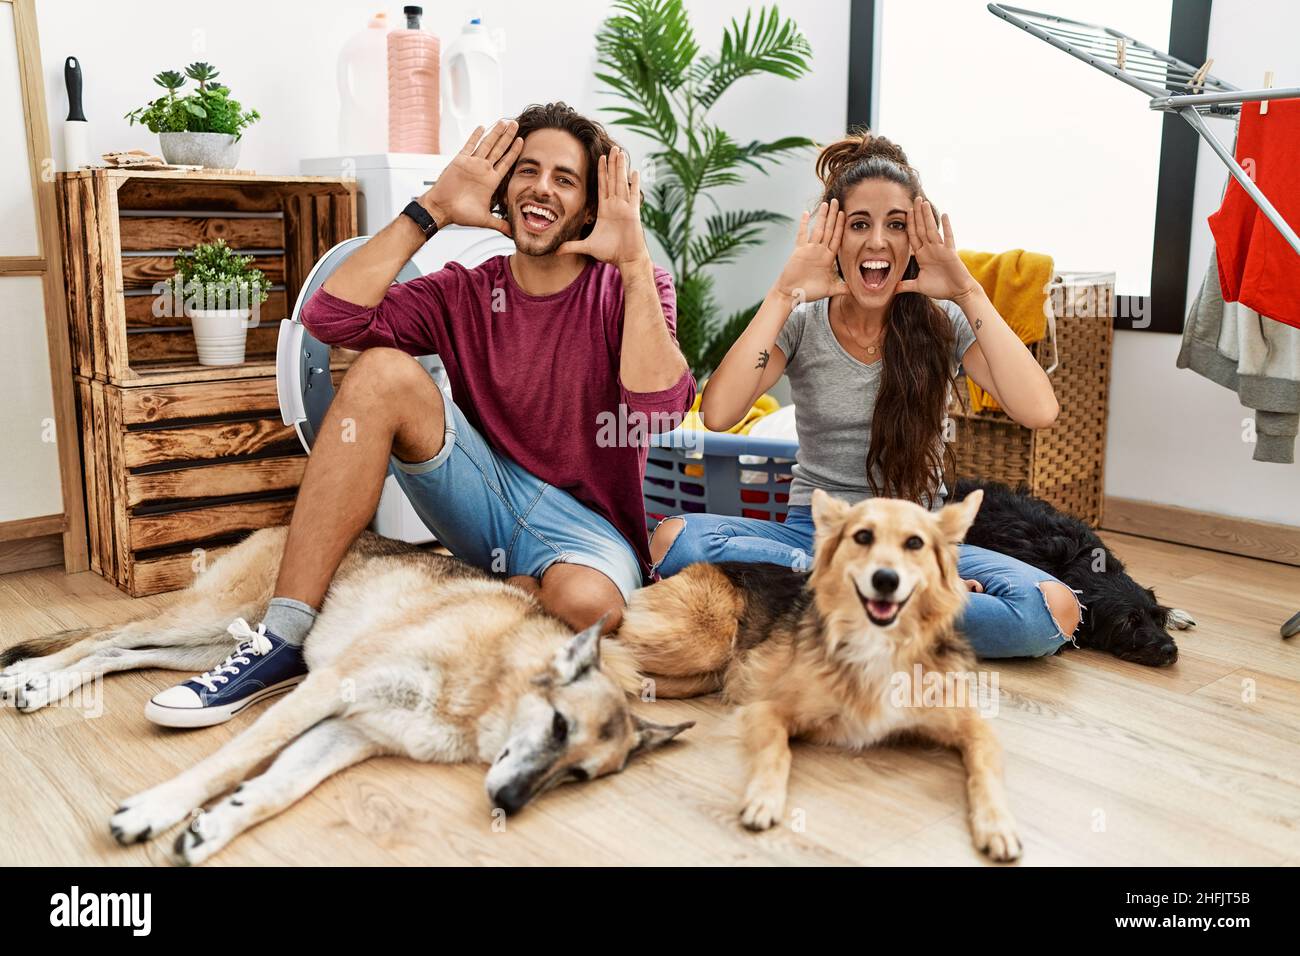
[{"left": 388, "top": 5, "right": 440, "bottom": 153}]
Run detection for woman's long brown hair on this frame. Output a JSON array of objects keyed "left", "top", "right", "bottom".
[{"left": 815, "top": 130, "right": 960, "bottom": 506}]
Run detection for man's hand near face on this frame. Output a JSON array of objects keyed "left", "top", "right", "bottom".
[
  {"left": 419, "top": 120, "right": 523, "bottom": 234},
  {"left": 555, "top": 147, "right": 649, "bottom": 268},
  {"left": 555, "top": 146, "right": 687, "bottom": 394},
  {"left": 323, "top": 121, "right": 522, "bottom": 306}
]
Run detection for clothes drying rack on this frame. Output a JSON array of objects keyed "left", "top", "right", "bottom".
[
  {"left": 989, "top": 4, "right": 1300, "bottom": 257},
  {"left": 989, "top": 4, "right": 1300, "bottom": 639}
]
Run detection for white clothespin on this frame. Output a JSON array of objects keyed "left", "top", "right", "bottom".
[{"left": 1261, "top": 70, "right": 1274, "bottom": 115}]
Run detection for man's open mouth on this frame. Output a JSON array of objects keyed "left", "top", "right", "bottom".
[
  {"left": 520, "top": 202, "right": 559, "bottom": 232},
  {"left": 854, "top": 583, "right": 909, "bottom": 627},
  {"left": 858, "top": 258, "right": 891, "bottom": 292}
]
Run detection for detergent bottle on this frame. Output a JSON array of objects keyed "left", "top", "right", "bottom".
[
  {"left": 337, "top": 12, "right": 389, "bottom": 155},
  {"left": 388, "top": 5, "right": 440, "bottom": 153},
  {"left": 441, "top": 17, "right": 504, "bottom": 152}
]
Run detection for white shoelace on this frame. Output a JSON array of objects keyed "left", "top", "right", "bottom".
[{"left": 190, "top": 619, "right": 273, "bottom": 693}]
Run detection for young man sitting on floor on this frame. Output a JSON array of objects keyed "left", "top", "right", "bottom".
[{"left": 145, "top": 103, "right": 694, "bottom": 727}]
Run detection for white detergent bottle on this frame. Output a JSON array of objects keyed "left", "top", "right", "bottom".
[
  {"left": 337, "top": 12, "right": 389, "bottom": 156},
  {"left": 441, "top": 17, "right": 504, "bottom": 152}
]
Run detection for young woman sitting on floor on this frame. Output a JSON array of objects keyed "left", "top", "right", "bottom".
[{"left": 647, "top": 131, "right": 1082, "bottom": 658}]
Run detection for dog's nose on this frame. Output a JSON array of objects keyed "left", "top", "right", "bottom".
[
  {"left": 871, "top": 568, "right": 899, "bottom": 595},
  {"left": 489, "top": 784, "right": 527, "bottom": 816}
]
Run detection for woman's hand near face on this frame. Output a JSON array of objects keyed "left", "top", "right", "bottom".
[
  {"left": 773, "top": 200, "right": 850, "bottom": 303},
  {"left": 894, "top": 197, "right": 979, "bottom": 302},
  {"left": 906, "top": 193, "right": 1059, "bottom": 429},
  {"left": 698, "top": 201, "right": 849, "bottom": 432}
]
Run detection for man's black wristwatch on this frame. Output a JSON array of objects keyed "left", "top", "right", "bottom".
[{"left": 402, "top": 199, "right": 440, "bottom": 239}]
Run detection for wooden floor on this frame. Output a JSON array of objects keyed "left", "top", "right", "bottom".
[{"left": 2, "top": 531, "right": 1298, "bottom": 867}]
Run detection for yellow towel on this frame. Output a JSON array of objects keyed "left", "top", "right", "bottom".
[
  {"left": 958, "top": 249, "right": 1054, "bottom": 413},
  {"left": 680, "top": 386, "right": 779, "bottom": 476}
]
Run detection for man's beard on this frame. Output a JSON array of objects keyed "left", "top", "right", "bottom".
[{"left": 508, "top": 202, "right": 586, "bottom": 256}]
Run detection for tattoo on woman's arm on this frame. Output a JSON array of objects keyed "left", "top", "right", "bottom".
[
  {"left": 975, "top": 318, "right": 983, "bottom": 330},
  {"left": 756, "top": 349, "right": 770, "bottom": 370}
]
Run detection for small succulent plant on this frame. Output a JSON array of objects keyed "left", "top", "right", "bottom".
[{"left": 125, "top": 62, "right": 261, "bottom": 139}]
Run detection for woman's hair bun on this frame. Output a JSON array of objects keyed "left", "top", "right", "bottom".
[{"left": 815, "top": 129, "right": 912, "bottom": 189}]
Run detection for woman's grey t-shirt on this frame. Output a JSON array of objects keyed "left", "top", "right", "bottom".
[{"left": 774, "top": 297, "right": 976, "bottom": 510}]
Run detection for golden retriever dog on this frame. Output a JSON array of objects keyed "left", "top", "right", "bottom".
[{"left": 609, "top": 488, "right": 1022, "bottom": 861}]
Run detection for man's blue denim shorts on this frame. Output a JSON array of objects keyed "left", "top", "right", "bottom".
[{"left": 387, "top": 393, "right": 643, "bottom": 602}]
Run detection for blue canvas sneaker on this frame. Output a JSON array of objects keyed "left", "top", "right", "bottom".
[{"left": 144, "top": 619, "right": 308, "bottom": 728}]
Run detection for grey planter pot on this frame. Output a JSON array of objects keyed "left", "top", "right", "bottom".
[{"left": 158, "top": 132, "right": 242, "bottom": 168}]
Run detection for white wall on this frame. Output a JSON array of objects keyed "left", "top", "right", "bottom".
[
  {"left": 1104, "top": 0, "right": 1300, "bottom": 525},
  {"left": 877, "top": 0, "right": 1171, "bottom": 298},
  {"left": 35, "top": 0, "right": 848, "bottom": 336}
]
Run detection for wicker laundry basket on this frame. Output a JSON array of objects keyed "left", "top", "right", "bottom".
[{"left": 949, "top": 272, "right": 1115, "bottom": 527}]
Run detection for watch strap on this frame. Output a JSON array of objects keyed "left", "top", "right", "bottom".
[{"left": 402, "top": 199, "right": 439, "bottom": 239}]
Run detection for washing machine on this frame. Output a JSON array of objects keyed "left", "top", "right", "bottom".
[{"left": 276, "top": 226, "right": 514, "bottom": 543}]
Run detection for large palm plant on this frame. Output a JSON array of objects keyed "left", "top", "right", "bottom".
[{"left": 594, "top": 0, "right": 815, "bottom": 374}]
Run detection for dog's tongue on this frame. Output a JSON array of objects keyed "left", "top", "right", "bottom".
[{"left": 868, "top": 599, "right": 897, "bottom": 619}]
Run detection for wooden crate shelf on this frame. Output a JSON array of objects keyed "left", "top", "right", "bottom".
[
  {"left": 76, "top": 372, "right": 307, "bottom": 596},
  {"left": 56, "top": 170, "right": 359, "bottom": 595}
]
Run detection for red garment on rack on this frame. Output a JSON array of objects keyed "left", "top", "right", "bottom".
[{"left": 1208, "top": 98, "right": 1300, "bottom": 330}]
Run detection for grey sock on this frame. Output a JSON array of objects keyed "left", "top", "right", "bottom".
[{"left": 262, "top": 597, "right": 318, "bottom": 646}]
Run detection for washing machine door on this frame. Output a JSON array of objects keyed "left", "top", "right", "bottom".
[{"left": 277, "top": 227, "right": 515, "bottom": 453}]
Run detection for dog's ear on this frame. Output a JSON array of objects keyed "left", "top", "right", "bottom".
[
  {"left": 553, "top": 617, "right": 606, "bottom": 685},
  {"left": 938, "top": 488, "right": 982, "bottom": 544},
  {"left": 811, "top": 488, "right": 850, "bottom": 533},
  {"left": 811, "top": 488, "right": 851, "bottom": 556},
  {"left": 811, "top": 489, "right": 851, "bottom": 574},
  {"left": 630, "top": 714, "right": 694, "bottom": 755}
]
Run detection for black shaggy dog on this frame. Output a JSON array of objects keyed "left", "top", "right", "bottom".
[{"left": 951, "top": 479, "right": 1195, "bottom": 666}]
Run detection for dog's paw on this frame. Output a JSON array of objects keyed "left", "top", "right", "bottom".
[
  {"left": 171, "top": 792, "right": 252, "bottom": 866},
  {"left": 9, "top": 671, "right": 92, "bottom": 713},
  {"left": 0, "top": 667, "right": 33, "bottom": 703},
  {"left": 11, "top": 674, "right": 56, "bottom": 712},
  {"left": 110, "top": 790, "right": 192, "bottom": 846},
  {"left": 971, "top": 810, "right": 1022, "bottom": 862},
  {"left": 1167, "top": 607, "right": 1196, "bottom": 630},
  {"left": 172, "top": 810, "right": 224, "bottom": 866},
  {"left": 739, "top": 786, "right": 786, "bottom": 832}
]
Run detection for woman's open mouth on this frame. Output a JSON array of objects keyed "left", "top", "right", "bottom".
[
  {"left": 520, "top": 202, "right": 559, "bottom": 233},
  {"left": 858, "top": 258, "right": 891, "bottom": 292}
]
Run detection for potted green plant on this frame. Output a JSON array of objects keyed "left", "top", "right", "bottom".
[
  {"left": 170, "top": 239, "right": 270, "bottom": 365},
  {"left": 125, "top": 62, "right": 261, "bottom": 168},
  {"left": 595, "top": 0, "right": 815, "bottom": 374}
]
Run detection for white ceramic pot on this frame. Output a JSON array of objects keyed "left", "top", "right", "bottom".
[
  {"left": 188, "top": 308, "right": 260, "bottom": 366},
  {"left": 159, "top": 131, "right": 242, "bottom": 168}
]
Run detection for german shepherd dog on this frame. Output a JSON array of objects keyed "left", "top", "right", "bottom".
[
  {"left": 953, "top": 479, "right": 1195, "bottom": 666},
  {"left": 610, "top": 488, "right": 1023, "bottom": 862},
  {"left": 0, "top": 528, "right": 691, "bottom": 865}
]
